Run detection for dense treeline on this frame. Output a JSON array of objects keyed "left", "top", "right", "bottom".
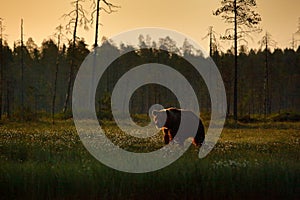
[
  {"left": 214, "top": 47, "right": 300, "bottom": 116},
  {"left": 0, "top": 38, "right": 90, "bottom": 119},
  {"left": 0, "top": 36, "right": 299, "bottom": 120}
]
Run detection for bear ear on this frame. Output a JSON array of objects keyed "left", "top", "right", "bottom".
[
  {"left": 165, "top": 109, "right": 170, "bottom": 116},
  {"left": 152, "top": 110, "right": 158, "bottom": 116}
]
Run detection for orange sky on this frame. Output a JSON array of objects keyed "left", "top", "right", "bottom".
[{"left": 0, "top": 0, "right": 300, "bottom": 51}]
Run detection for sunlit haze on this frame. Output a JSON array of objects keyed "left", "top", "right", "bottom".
[{"left": 1, "top": 0, "right": 300, "bottom": 51}]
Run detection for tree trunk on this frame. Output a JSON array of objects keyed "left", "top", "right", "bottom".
[
  {"left": 233, "top": 0, "right": 238, "bottom": 121},
  {"left": 21, "top": 19, "right": 25, "bottom": 119},
  {"left": 6, "top": 80, "right": 10, "bottom": 118},
  {"left": 264, "top": 44, "right": 269, "bottom": 118},
  {"left": 94, "top": 0, "right": 100, "bottom": 48},
  {"left": 0, "top": 28, "right": 3, "bottom": 120},
  {"left": 52, "top": 34, "right": 61, "bottom": 124},
  {"left": 63, "top": 1, "right": 79, "bottom": 114}
]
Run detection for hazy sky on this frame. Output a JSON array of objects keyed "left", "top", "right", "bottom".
[{"left": 1, "top": 0, "right": 300, "bottom": 51}]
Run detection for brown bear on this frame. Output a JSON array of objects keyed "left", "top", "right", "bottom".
[{"left": 152, "top": 107, "right": 205, "bottom": 146}]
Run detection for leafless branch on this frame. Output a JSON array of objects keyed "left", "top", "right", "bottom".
[
  {"left": 62, "top": 0, "right": 90, "bottom": 34},
  {"left": 90, "top": 0, "right": 120, "bottom": 24}
]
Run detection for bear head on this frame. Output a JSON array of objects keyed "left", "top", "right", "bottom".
[{"left": 152, "top": 109, "right": 168, "bottom": 129}]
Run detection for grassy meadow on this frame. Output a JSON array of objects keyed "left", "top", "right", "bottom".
[{"left": 0, "top": 117, "right": 299, "bottom": 199}]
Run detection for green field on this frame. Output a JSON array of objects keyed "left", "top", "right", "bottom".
[{"left": 0, "top": 119, "right": 299, "bottom": 199}]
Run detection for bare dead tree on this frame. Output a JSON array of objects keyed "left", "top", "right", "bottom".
[
  {"left": 291, "top": 18, "right": 300, "bottom": 50},
  {"left": 202, "top": 26, "right": 222, "bottom": 57},
  {"left": 202, "top": 26, "right": 224, "bottom": 113},
  {"left": 259, "top": 31, "right": 276, "bottom": 118},
  {"left": 52, "top": 25, "right": 64, "bottom": 124},
  {"left": 90, "top": 0, "right": 119, "bottom": 48},
  {"left": 214, "top": 0, "right": 261, "bottom": 121},
  {"left": 0, "top": 18, "right": 4, "bottom": 120},
  {"left": 62, "top": 0, "right": 89, "bottom": 114},
  {"left": 89, "top": 0, "right": 119, "bottom": 109},
  {"left": 20, "top": 19, "right": 25, "bottom": 119},
  {"left": 0, "top": 19, "right": 11, "bottom": 119}
]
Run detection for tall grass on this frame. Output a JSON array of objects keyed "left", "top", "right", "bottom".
[{"left": 0, "top": 120, "right": 299, "bottom": 199}]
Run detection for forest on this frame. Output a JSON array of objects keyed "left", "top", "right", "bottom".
[{"left": 0, "top": 35, "right": 299, "bottom": 121}]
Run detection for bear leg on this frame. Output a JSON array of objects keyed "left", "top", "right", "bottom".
[
  {"left": 193, "top": 123, "right": 205, "bottom": 146},
  {"left": 163, "top": 129, "right": 169, "bottom": 144}
]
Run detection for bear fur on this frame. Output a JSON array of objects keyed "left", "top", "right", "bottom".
[{"left": 152, "top": 107, "right": 205, "bottom": 146}]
